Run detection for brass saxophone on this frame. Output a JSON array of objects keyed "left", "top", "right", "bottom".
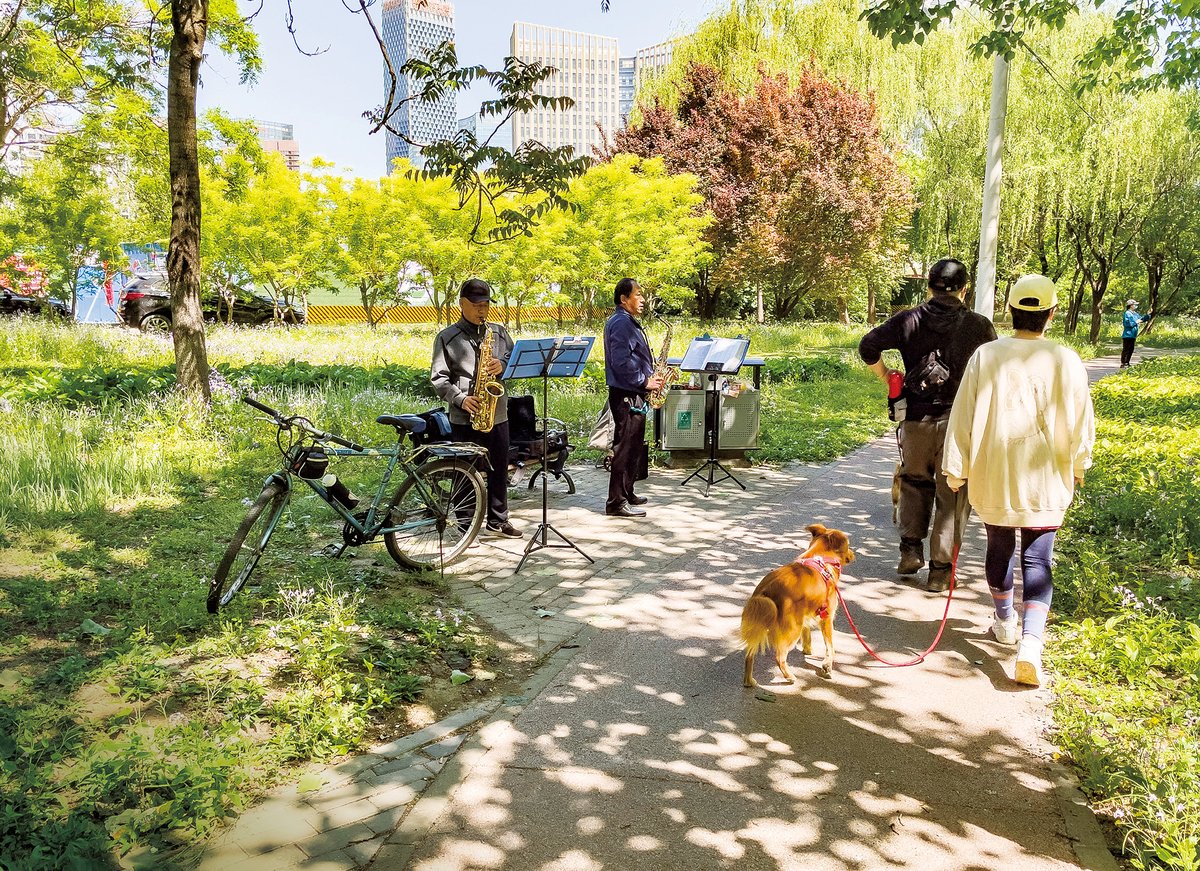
[
  {"left": 470, "top": 324, "right": 504, "bottom": 432},
  {"left": 646, "top": 317, "right": 678, "bottom": 410}
]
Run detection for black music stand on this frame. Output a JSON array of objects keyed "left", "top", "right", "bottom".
[
  {"left": 679, "top": 335, "right": 751, "bottom": 496},
  {"left": 504, "top": 336, "right": 596, "bottom": 573}
]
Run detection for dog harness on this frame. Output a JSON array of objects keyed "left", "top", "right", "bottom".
[{"left": 801, "top": 556, "right": 841, "bottom": 619}]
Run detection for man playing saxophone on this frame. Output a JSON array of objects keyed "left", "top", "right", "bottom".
[
  {"left": 603, "top": 278, "right": 664, "bottom": 518},
  {"left": 431, "top": 279, "right": 522, "bottom": 538}
]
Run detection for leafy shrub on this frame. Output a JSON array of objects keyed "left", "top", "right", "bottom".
[{"left": 762, "top": 355, "right": 854, "bottom": 384}]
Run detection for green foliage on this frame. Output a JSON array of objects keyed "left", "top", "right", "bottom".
[{"left": 1048, "top": 354, "right": 1200, "bottom": 871}]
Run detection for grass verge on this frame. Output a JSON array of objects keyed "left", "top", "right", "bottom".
[{"left": 1050, "top": 354, "right": 1200, "bottom": 871}]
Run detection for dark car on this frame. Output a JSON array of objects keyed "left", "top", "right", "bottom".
[
  {"left": 118, "top": 273, "right": 305, "bottom": 331},
  {"left": 0, "top": 288, "right": 71, "bottom": 319}
]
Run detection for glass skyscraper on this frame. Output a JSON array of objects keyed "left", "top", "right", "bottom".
[{"left": 381, "top": 0, "right": 456, "bottom": 172}]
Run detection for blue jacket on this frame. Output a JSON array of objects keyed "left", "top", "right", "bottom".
[
  {"left": 1123, "top": 309, "right": 1148, "bottom": 339},
  {"left": 604, "top": 307, "right": 654, "bottom": 393}
]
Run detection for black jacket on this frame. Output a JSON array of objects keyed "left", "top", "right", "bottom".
[{"left": 858, "top": 295, "right": 998, "bottom": 419}]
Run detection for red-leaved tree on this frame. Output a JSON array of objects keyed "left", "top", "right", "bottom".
[{"left": 607, "top": 63, "right": 911, "bottom": 321}]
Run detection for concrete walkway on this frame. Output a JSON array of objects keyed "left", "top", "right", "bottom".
[{"left": 192, "top": 351, "right": 1163, "bottom": 871}]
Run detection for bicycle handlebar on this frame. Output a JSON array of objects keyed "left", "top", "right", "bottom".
[{"left": 242, "top": 395, "right": 365, "bottom": 453}]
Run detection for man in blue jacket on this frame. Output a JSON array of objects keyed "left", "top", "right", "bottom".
[
  {"left": 1120, "top": 299, "right": 1150, "bottom": 368},
  {"left": 603, "top": 278, "right": 664, "bottom": 518}
]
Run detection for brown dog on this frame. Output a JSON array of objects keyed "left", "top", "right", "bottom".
[{"left": 740, "top": 524, "right": 855, "bottom": 687}]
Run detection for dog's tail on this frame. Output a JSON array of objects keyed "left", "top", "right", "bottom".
[{"left": 739, "top": 595, "right": 778, "bottom": 654}]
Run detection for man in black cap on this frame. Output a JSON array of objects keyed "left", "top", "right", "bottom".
[
  {"left": 431, "top": 279, "right": 521, "bottom": 538},
  {"left": 858, "top": 258, "right": 997, "bottom": 591}
]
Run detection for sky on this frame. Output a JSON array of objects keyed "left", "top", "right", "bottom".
[{"left": 198, "top": 1, "right": 720, "bottom": 179}]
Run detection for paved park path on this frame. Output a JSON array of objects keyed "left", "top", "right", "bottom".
[{"left": 190, "top": 350, "right": 1178, "bottom": 871}]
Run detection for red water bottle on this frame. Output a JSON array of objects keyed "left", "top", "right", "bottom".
[{"left": 887, "top": 370, "right": 904, "bottom": 399}]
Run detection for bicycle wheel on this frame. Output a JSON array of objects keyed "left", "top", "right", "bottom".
[
  {"left": 208, "top": 479, "right": 289, "bottom": 613},
  {"left": 384, "top": 458, "right": 485, "bottom": 569}
]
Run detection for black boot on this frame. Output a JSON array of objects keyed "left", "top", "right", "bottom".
[{"left": 897, "top": 539, "right": 924, "bottom": 575}]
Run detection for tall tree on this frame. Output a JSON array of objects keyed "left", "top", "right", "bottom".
[
  {"left": 860, "top": 0, "right": 1200, "bottom": 90},
  {"left": 4, "top": 148, "right": 124, "bottom": 315},
  {"left": 610, "top": 62, "right": 909, "bottom": 321}
]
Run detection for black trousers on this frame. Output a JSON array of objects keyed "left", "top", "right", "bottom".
[
  {"left": 607, "top": 388, "right": 646, "bottom": 512},
  {"left": 452, "top": 420, "right": 509, "bottom": 526},
  {"left": 1121, "top": 336, "right": 1137, "bottom": 367}
]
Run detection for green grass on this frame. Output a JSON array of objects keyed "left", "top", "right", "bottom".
[
  {"left": 2, "top": 315, "right": 1192, "bottom": 869},
  {"left": 1048, "top": 354, "right": 1200, "bottom": 871},
  {"left": 0, "top": 317, "right": 895, "bottom": 867}
]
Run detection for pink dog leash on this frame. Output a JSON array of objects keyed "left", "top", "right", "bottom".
[{"left": 834, "top": 543, "right": 960, "bottom": 667}]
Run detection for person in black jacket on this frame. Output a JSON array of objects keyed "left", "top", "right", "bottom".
[
  {"left": 430, "top": 279, "right": 521, "bottom": 538},
  {"left": 858, "top": 259, "right": 998, "bottom": 591}
]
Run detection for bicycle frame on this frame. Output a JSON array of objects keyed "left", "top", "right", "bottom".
[{"left": 272, "top": 440, "right": 486, "bottom": 543}]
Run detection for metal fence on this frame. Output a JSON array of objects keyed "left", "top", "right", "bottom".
[{"left": 305, "top": 304, "right": 591, "bottom": 326}]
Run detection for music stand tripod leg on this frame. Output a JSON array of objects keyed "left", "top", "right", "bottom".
[
  {"left": 514, "top": 361, "right": 592, "bottom": 574},
  {"left": 681, "top": 375, "right": 746, "bottom": 495}
]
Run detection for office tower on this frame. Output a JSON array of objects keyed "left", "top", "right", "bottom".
[
  {"left": 619, "top": 56, "right": 637, "bottom": 125},
  {"left": 456, "top": 115, "right": 514, "bottom": 155},
  {"left": 510, "top": 22, "right": 620, "bottom": 159},
  {"left": 381, "top": 0, "right": 456, "bottom": 172},
  {"left": 634, "top": 39, "right": 675, "bottom": 91},
  {"left": 253, "top": 120, "right": 301, "bottom": 171}
]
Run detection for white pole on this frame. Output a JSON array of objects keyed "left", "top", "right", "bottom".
[{"left": 975, "top": 54, "right": 1009, "bottom": 321}]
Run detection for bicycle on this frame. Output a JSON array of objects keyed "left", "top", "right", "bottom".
[{"left": 207, "top": 396, "right": 489, "bottom": 613}]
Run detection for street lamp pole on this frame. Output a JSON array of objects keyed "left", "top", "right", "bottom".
[{"left": 975, "top": 54, "right": 1010, "bottom": 321}]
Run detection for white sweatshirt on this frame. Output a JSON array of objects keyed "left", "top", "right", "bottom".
[{"left": 942, "top": 336, "right": 1096, "bottom": 528}]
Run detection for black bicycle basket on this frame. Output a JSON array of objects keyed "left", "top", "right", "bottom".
[{"left": 289, "top": 446, "right": 329, "bottom": 479}]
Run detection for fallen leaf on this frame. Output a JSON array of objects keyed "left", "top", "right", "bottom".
[
  {"left": 450, "top": 670, "right": 473, "bottom": 685},
  {"left": 80, "top": 618, "right": 111, "bottom": 636},
  {"left": 474, "top": 670, "right": 497, "bottom": 682},
  {"left": 533, "top": 608, "right": 555, "bottom": 618},
  {"left": 754, "top": 690, "right": 776, "bottom": 702},
  {"left": 297, "top": 773, "right": 327, "bottom": 794}
]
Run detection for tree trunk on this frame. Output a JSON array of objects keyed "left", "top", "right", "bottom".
[
  {"left": 1144, "top": 252, "right": 1164, "bottom": 332},
  {"left": 1088, "top": 275, "right": 1108, "bottom": 344},
  {"left": 836, "top": 296, "right": 850, "bottom": 326},
  {"left": 867, "top": 279, "right": 877, "bottom": 326},
  {"left": 167, "top": 0, "right": 210, "bottom": 400},
  {"left": 360, "top": 279, "right": 375, "bottom": 328},
  {"left": 755, "top": 284, "right": 764, "bottom": 325}
]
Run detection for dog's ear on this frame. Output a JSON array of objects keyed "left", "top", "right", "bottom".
[
  {"left": 806, "top": 523, "right": 828, "bottom": 539},
  {"left": 823, "top": 529, "right": 855, "bottom": 563}
]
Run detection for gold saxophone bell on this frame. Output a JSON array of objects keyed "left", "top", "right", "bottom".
[
  {"left": 647, "top": 315, "right": 677, "bottom": 410},
  {"left": 470, "top": 324, "right": 504, "bottom": 433}
]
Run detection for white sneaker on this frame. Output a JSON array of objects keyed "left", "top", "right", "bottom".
[
  {"left": 1015, "top": 636, "right": 1045, "bottom": 687},
  {"left": 991, "top": 614, "right": 1019, "bottom": 645}
]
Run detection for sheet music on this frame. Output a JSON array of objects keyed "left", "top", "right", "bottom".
[{"left": 680, "top": 336, "right": 749, "bottom": 373}]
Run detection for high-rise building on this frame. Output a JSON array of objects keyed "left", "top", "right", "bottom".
[
  {"left": 618, "top": 56, "right": 637, "bottom": 125},
  {"left": 634, "top": 39, "right": 675, "bottom": 91},
  {"left": 510, "top": 22, "right": 620, "bottom": 160},
  {"left": 253, "top": 120, "right": 300, "bottom": 171},
  {"left": 456, "top": 114, "right": 514, "bottom": 155},
  {"left": 381, "top": 0, "right": 456, "bottom": 172}
]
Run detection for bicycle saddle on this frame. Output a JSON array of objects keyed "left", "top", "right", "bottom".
[{"left": 376, "top": 414, "right": 426, "bottom": 433}]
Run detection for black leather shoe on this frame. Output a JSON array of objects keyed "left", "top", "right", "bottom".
[
  {"left": 605, "top": 502, "right": 646, "bottom": 518},
  {"left": 627, "top": 494, "right": 648, "bottom": 506}
]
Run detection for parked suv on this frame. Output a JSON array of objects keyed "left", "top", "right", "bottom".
[
  {"left": 118, "top": 273, "right": 305, "bottom": 331},
  {"left": 0, "top": 288, "right": 71, "bottom": 319}
]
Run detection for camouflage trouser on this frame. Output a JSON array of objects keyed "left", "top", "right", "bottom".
[{"left": 897, "top": 416, "right": 969, "bottom": 566}]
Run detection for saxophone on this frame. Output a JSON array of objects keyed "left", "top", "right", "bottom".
[
  {"left": 646, "top": 317, "right": 678, "bottom": 410},
  {"left": 470, "top": 324, "right": 504, "bottom": 432}
]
